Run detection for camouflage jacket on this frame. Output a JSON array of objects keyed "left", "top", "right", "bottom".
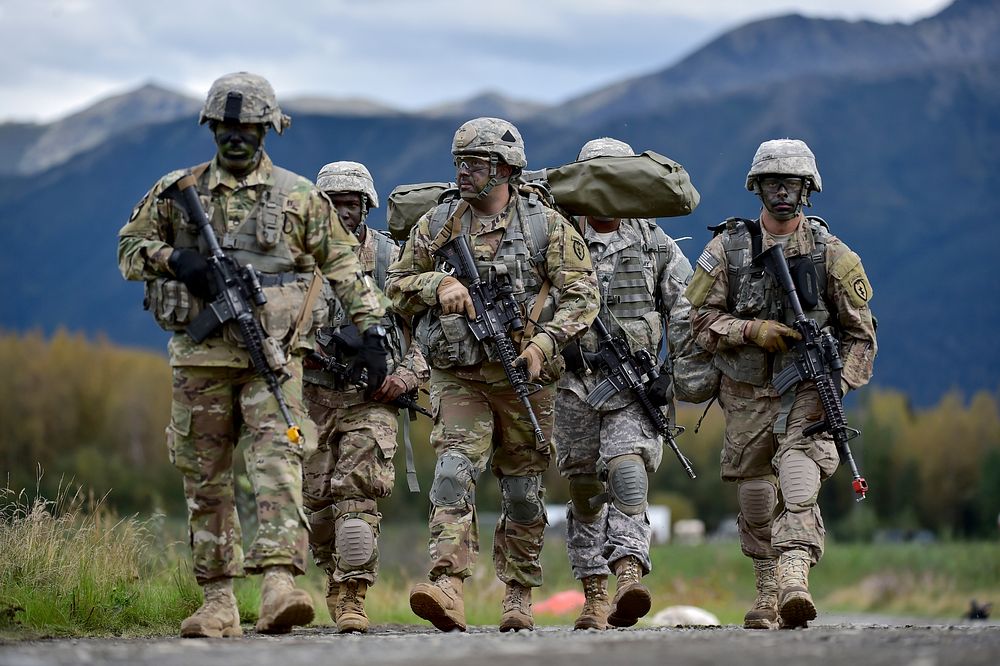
[
  {"left": 384, "top": 188, "right": 599, "bottom": 384},
  {"left": 117, "top": 153, "right": 386, "bottom": 367},
  {"left": 685, "top": 214, "right": 877, "bottom": 397}
]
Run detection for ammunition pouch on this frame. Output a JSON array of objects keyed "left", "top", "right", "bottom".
[{"left": 145, "top": 278, "right": 203, "bottom": 331}]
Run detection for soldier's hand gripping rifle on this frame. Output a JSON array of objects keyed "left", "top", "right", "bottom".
[
  {"left": 584, "top": 317, "right": 696, "bottom": 479},
  {"left": 307, "top": 325, "right": 432, "bottom": 418},
  {"left": 756, "top": 245, "right": 868, "bottom": 500},
  {"left": 162, "top": 173, "right": 304, "bottom": 445},
  {"left": 433, "top": 234, "right": 546, "bottom": 444}
]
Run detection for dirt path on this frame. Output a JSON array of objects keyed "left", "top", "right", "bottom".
[{"left": 3, "top": 620, "right": 999, "bottom": 666}]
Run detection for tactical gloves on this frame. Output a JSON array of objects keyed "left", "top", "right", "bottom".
[
  {"left": 513, "top": 342, "right": 545, "bottom": 382},
  {"left": 646, "top": 374, "right": 674, "bottom": 407},
  {"left": 745, "top": 319, "right": 802, "bottom": 353},
  {"left": 352, "top": 327, "right": 389, "bottom": 398},
  {"left": 437, "top": 276, "right": 476, "bottom": 318},
  {"left": 371, "top": 374, "right": 408, "bottom": 403},
  {"left": 168, "top": 248, "right": 214, "bottom": 300}
]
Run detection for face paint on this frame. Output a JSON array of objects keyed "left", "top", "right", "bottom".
[
  {"left": 213, "top": 122, "right": 264, "bottom": 176},
  {"left": 329, "top": 191, "right": 364, "bottom": 235},
  {"left": 758, "top": 175, "right": 804, "bottom": 221}
]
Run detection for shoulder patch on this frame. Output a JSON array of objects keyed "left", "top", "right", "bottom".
[
  {"left": 830, "top": 249, "right": 872, "bottom": 307},
  {"left": 696, "top": 249, "right": 719, "bottom": 274},
  {"left": 573, "top": 237, "right": 586, "bottom": 261},
  {"left": 129, "top": 192, "right": 150, "bottom": 221}
]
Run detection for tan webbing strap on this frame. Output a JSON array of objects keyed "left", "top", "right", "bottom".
[
  {"left": 428, "top": 200, "right": 470, "bottom": 255},
  {"left": 520, "top": 279, "right": 551, "bottom": 351},
  {"left": 289, "top": 268, "right": 326, "bottom": 349}
]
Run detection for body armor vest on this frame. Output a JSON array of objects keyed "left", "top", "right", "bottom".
[
  {"left": 417, "top": 192, "right": 552, "bottom": 368},
  {"left": 714, "top": 216, "right": 831, "bottom": 386}
]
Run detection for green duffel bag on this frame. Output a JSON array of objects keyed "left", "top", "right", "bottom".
[
  {"left": 386, "top": 181, "right": 456, "bottom": 241},
  {"left": 535, "top": 150, "right": 699, "bottom": 219}
]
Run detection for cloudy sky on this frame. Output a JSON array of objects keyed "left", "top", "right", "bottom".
[{"left": 1, "top": 0, "right": 952, "bottom": 123}]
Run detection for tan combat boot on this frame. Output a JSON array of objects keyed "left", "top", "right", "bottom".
[
  {"left": 255, "top": 565, "right": 315, "bottom": 634},
  {"left": 608, "top": 556, "right": 651, "bottom": 628},
  {"left": 180, "top": 577, "right": 242, "bottom": 638},
  {"left": 409, "top": 575, "right": 467, "bottom": 632},
  {"left": 325, "top": 574, "right": 341, "bottom": 623},
  {"left": 777, "top": 549, "right": 817, "bottom": 629},
  {"left": 744, "top": 558, "right": 779, "bottom": 630},
  {"left": 499, "top": 582, "right": 534, "bottom": 632},
  {"left": 574, "top": 575, "right": 610, "bottom": 631},
  {"left": 336, "top": 579, "right": 370, "bottom": 633}
]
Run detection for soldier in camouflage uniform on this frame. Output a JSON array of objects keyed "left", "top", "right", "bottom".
[
  {"left": 301, "top": 161, "right": 429, "bottom": 633},
  {"left": 555, "top": 138, "right": 695, "bottom": 630},
  {"left": 117, "top": 72, "right": 388, "bottom": 638},
  {"left": 385, "top": 117, "right": 599, "bottom": 632},
  {"left": 685, "top": 139, "right": 877, "bottom": 629}
]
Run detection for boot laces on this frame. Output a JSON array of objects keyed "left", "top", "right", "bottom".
[
  {"left": 503, "top": 584, "right": 528, "bottom": 612},
  {"left": 751, "top": 559, "right": 778, "bottom": 609},
  {"left": 583, "top": 577, "right": 608, "bottom": 602},
  {"left": 617, "top": 557, "right": 642, "bottom": 585}
]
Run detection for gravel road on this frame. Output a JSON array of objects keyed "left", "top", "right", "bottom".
[{"left": 3, "top": 618, "right": 999, "bottom": 666}]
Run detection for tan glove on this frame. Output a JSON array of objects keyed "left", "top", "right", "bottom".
[
  {"left": 745, "top": 319, "right": 802, "bottom": 353},
  {"left": 437, "top": 276, "right": 476, "bottom": 318},
  {"left": 371, "top": 374, "right": 408, "bottom": 403},
  {"left": 513, "top": 342, "right": 545, "bottom": 382}
]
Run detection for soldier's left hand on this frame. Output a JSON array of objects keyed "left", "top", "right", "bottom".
[
  {"left": 353, "top": 327, "right": 389, "bottom": 398},
  {"left": 647, "top": 374, "right": 674, "bottom": 407},
  {"left": 514, "top": 342, "right": 545, "bottom": 382},
  {"left": 372, "top": 375, "right": 407, "bottom": 403}
]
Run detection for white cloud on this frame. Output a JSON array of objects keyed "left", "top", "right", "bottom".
[{"left": 0, "top": 0, "right": 956, "bottom": 122}]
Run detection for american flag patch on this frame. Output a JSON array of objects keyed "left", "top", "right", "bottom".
[{"left": 697, "top": 250, "right": 719, "bottom": 273}]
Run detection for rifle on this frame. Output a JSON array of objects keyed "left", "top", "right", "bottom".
[
  {"left": 307, "top": 325, "right": 432, "bottom": 419},
  {"left": 433, "top": 234, "right": 546, "bottom": 444},
  {"left": 162, "top": 173, "right": 304, "bottom": 445},
  {"left": 584, "top": 317, "right": 696, "bottom": 479},
  {"left": 756, "top": 245, "right": 869, "bottom": 501}
]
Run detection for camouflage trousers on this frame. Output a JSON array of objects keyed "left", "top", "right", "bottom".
[
  {"left": 302, "top": 384, "right": 397, "bottom": 584},
  {"left": 554, "top": 388, "right": 662, "bottom": 579},
  {"left": 427, "top": 368, "right": 554, "bottom": 588},
  {"left": 718, "top": 375, "right": 839, "bottom": 564},
  {"left": 166, "top": 359, "right": 316, "bottom": 584}
]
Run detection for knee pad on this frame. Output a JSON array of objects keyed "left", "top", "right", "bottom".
[
  {"left": 737, "top": 478, "right": 777, "bottom": 528},
  {"left": 568, "top": 474, "right": 604, "bottom": 523},
  {"left": 607, "top": 454, "right": 647, "bottom": 516},
  {"left": 429, "top": 451, "right": 476, "bottom": 507},
  {"left": 779, "top": 450, "right": 820, "bottom": 512},
  {"left": 500, "top": 475, "right": 545, "bottom": 524},
  {"left": 335, "top": 516, "right": 376, "bottom": 568}
]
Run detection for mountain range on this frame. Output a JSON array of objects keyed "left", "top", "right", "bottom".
[{"left": 0, "top": 0, "right": 996, "bottom": 406}]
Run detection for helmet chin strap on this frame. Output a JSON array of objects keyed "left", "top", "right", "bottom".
[{"left": 475, "top": 154, "right": 507, "bottom": 200}]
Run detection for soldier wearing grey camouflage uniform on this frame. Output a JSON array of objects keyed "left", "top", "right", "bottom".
[
  {"left": 385, "top": 117, "right": 599, "bottom": 633},
  {"left": 555, "top": 138, "right": 695, "bottom": 630},
  {"left": 685, "top": 139, "right": 877, "bottom": 629},
  {"left": 117, "top": 72, "right": 388, "bottom": 638},
  {"left": 301, "top": 161, "right": 429, "bottom": 633}
]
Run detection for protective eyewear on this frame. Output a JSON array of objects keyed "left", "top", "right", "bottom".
[{"left": 758, "top": 176, "right": 805, "bottom": 194}]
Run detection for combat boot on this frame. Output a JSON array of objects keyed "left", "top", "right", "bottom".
[
  {"left": 255, "top": 565, "right": 315, "bottom": 634},
  {"left": 777, "top": 549, "right": 817, "bottom": 629},
  {"left": 744, "top": 558, "right": 779, "bottom": 630},
  {"left": 180, "top": 577, "right": 242, "bottom": 638},
  {"left": 325, "top": 574, "right": 341, "bottom": 623},
  {"left": 608, "top": 556, "right": 651, "bottom": 627},
  {"left": 409, "top": 575, "right": 467, "bottom": 632},
  {"left": 499, "top": 582, "right": 534, "bottom": 632},
  {"left": 574, "top": 575, "right": 610, "bottom": 631},
  {"left": 336, "top": 579, "right": 370, "bottom": 633}
]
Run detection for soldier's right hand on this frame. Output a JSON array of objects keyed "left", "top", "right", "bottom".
[
  {"left": 168, "top": 249, "right": 214, "bottom": 300},
  {"left": 437, "top": 276, "right": 476, "bottom": 318},
  {"left": 745, "top": 319, "right": 802, "bottom": 353}
]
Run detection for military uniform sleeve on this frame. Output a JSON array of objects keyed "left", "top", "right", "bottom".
[
  {"left": 529, "top": 209, "right": 599, "bottom": 362},
  {"left": 685, "top": 235, "right": 749, "bottom": 352},
  {"left": 384, "top": 211, "right": 452, "bottom": 317},
  {"left": 826, "top": 239, "right": 877, "bottom": 390},
  {"left": 392, "top": 316, "right": 431, "bottom": 391},
  {"left": 654, "top": 234, "right": 695, "bottom": 364},
  {"left": 288, "top": 184, "right": 387, "bottom": 331},
  {"left": 117, "top": 177, "right": 179, "bottom": 281}
]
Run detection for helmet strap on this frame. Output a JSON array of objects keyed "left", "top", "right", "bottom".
[{"left": 476, "top": 154, "right": 506, "bottom": 200}]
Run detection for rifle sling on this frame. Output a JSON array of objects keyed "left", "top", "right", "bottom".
[
  {"left": 520, "top": 279, "right": 551, "bottom": 351},
  {"left": 289, "top": 268, "right": 326, "bottom": 350}
]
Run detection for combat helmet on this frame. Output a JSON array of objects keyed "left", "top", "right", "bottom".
[
  {"left": 316, "top": 161, "right": 379, "bottom": 209},
  {"left": 745, "top": 139, "right": 822, "bottom": 193},
  {"left": 199, "top": 72, "right": 291, "bottom": 134},
  {"left": 577, "top": 137, "right": 635, "bottom": 161},
  {"left": 452, "top": 117, "right": 526, "bottom": 168}
]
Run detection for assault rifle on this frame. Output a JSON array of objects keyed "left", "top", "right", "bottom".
[
  {"left": 756, "top": 245, "right": 869, "bottom": 501},
  {"left": 584, "top": 317, "right": 696, "bottom": 479},
  {"left": 163, "top": 173, "right": 304, "bottom": 445},
  {"left": 308, "top": 325, "right": 431, "bottom": 418},
  {"left": 434, "top": 234, "right": 546, "bottom": 444}
]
